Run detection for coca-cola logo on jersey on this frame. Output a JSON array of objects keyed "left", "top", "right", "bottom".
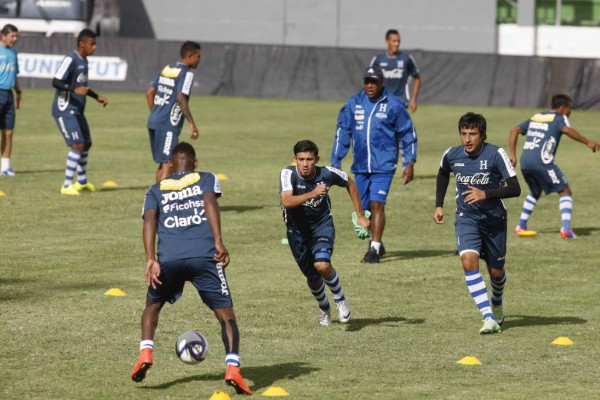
[{"left": 455, "top": 172, "right": 491, "bottom": 185}]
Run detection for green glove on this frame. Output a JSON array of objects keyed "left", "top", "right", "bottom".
[{"left": 352, "top": 210, "right": 372, "bottom": 240}]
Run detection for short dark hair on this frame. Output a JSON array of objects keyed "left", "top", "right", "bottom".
[
  {"left": 551, "top": 94, "right": 572, "bottom": 109},
  {"left": 172, "top": 141, "right": 196, "bottom": 159},
  {"left": 77, "top": 28, "right": 96, "bottom": 44},
  {"left": 458, "top": 112, "right": 487, "bottom": 140},
  {"left": 385, "top": 29, "right": 399, "bottom": 39},
  {"left": 1, "top": 24, "right": 18, "bottom": 35},
  {"left": 180, "top": 41, "right": 201, "bottom": 58},
  {"left": 293, "top": 140, "right": 319, "bottom": 156}
]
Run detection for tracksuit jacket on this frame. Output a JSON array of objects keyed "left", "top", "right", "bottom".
[{"left": 331, "top": 87, "right": 417, "bottom": 174}]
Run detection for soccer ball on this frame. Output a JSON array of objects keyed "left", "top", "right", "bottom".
[{"left": 175, "top": 331, "right": 209, "bottom": 364}]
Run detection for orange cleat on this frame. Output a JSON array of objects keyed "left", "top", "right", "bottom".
[
  {"left": 559, "top": 227, "right": 577, "bottom": 239},
  {"left": 513, "top": 225, "right": 526, "bottom": 234},
  {"left": 131, "top": 348, "right": 153, "bottom": 382},
  {"left": 224, "top": 365, "right": 253, "bottom": 395}
]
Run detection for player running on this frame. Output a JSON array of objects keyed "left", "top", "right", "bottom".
[
  {"left": 434, "top": 113, "right": 521, "bottom": 334},
  {"left": 131, "top": 142, "right": 252, "bottom": 395},
  {"left": 509, "top": 94, "right": 600, "bottom": 238},
  {"left": 280, "top": 140, "right": 370, "bottom": 326}
]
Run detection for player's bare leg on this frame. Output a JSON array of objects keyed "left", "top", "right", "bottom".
[
  {"left": 131, "top": 299, "right": 164, "bottom": 382},
  {"left": 215, "top": 307, "right": 252, "bottom": 395}
]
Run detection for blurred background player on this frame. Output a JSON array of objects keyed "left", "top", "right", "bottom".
[
  {"left": 370, "top": 29, "right": 421, "bottom": 113},
  {"left": 434, "top": 112, "right": 520, "bottom": 334},
  {"left": 146, "top": 41, "right": 201, "bottom": 182},
  {"left": 280, "top": 140, "right": 369, "bottom": 325},
  {"left": 509, "top": 94, "right": 600, "bottom": 239},
  {"left": 331, "top": 65, "right": 417, "bottom": 264},
  {"left": 52, "top": 29, "right": 109, "bottom": 195},
  {"left": 131, "top": 142, "right": 252, "bottom": 395},
  {"left": 0, "top": 24, "right": 22, "bottom": 176}
]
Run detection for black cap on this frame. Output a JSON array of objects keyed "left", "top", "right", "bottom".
[{"left": 363, "top": 65, "right": 384, "bottom": 80}]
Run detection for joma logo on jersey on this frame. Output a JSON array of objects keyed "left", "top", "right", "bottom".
[
  {"left": 159, "top": 76, "right": 175, "bottom": 86},
  {"left": 161, "top": 185, "right": 202, "bottom": 204},
  {"left": 455, "top": 172, "right": 491, "bottom": 185}
]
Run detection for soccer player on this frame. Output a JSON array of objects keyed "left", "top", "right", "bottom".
[
  {"left": 52, "top": 29, "right": 109, "bottom": 195},
  {"left": 146, "top": 41, "right": 201, "bottom": 182},
  {"left": 331, "top": 65, "right": 417, "bottom": 264},
  {"left": 131, "top": 142, "right": 252, "bottom": 395},
  {"left": 508, "top": 94, "right": 600, "bottom": 239},
  {"left": 433, "top": 112, "right": 521, "bottom": 334},
  {"left": 280, "top": 140, "right": 369, "bottom": 325},
  {"left": 370, "top": 29, "right": 421, "bottom": 113},
  {"left": 0, "top": 24, "right": 22, "bottom": 176}
]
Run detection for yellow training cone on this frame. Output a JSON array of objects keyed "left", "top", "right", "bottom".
[
  {"left": 457, "top": 356, "right": 482, "bottom": 365},
  {"left": 102, "top": 180, "right": 118, "bottom": 188},
  {"left": 209, "top": 390, "right": 231, "bottom": 400},
  {"left": 216, "top": 173, "right": 228, "bottom": 181},
  {"left": 0, "top": 190, "right": 5, "bottom": 197},
  {"left": 552, "top": 336, "right": 574, "bottom": 346},
  {"left": 262, "top": 386, "right": 290, "bottom": 396},
  {"left": 104, "top": 288, "right": 126, "bottom": 297}
]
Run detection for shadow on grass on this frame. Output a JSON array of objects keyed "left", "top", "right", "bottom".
[
  {"left": 538, "top": 226, "right": 599, "bottom": 237},
  {"left": 15, "top": 169, "right": 64, "bottom": 174},
  {"left": 382, "top": 249, "right": 454, "bottom": 262},
  {"left": 0, "top": 277, "right": 31, "bottom": 301},
  {"left": 345, "top": 316, "right": 425, "bottom": 332},
  {"left": 140, "top": 361, "right": 319, "bottom": 391},
  {"left": 504, "top": 315, "right": 587, "bottom": 331},
  {"left": 220, "top": 205, "right": 265, "bottom": 213}
]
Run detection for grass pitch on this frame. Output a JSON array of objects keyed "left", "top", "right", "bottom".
[{"left": 1, "top": 90, "right": 599, "bottom": 399}]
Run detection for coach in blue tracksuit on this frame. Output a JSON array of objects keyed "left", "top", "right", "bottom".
[{"left": 331, "top": 65, "right": 417, "bottom": 263}]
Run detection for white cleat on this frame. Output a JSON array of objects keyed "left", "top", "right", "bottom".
[
  {"left": 336, "top": 299, "right": 351, "bottom": 323},
  {"left": 479, "top": 317, "right": 501, "bottom": 334},
  {"left": 317, "top": 308, "right": 331, "bottom": 326}
]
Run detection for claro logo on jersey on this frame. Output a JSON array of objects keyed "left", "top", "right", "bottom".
[
  {"left": 164, "top": 208, "right": 207, "bottom": 228},
  {"left": 455, "top": 172, "right": 490, "bottom": 185}
]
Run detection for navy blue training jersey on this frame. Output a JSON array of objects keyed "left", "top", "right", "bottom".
[
  {"left": 517, "top": 111, "right": 569, "bottom": 169},
  {"left": 279, "top": 165, "right": 348, "bottom": 231},
  {"left": 147, "top": 62, "right": 194, "bottom": 132},
  {"left": 52, "top": 50, "right": 89, "bottom": 117},
  {"left": 143, "top": 170, "right": 222, "bottom": 262},
  {"left": 439, "top": 142, "right": 517, "bottom": 222},
  {"left": 370, "top": 52, "right": 419, "bottom": 104}
]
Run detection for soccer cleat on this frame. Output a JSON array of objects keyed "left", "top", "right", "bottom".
[
  {"left": 559, "top": 228, "right": 577, "bottom": 239},
  {"left": 0, "top": 168, "right": 15, "bottom": 176},
  {"left": 60, "top": 184, "right": 81, "bottom": 195},
  {"left": 492, "top": 304, "right": 504, "bottom": 326},
  {"left": 224, "top": 365, "right": 253, "bottom": 395},
  {"left": 368, "top": 241, "right": 386, "bottom": 257},
  {"left": 361, "top": 247, "right": 380, "bottom": 263},
  {"left": 131, "top": 348, "right": 153, "bottom": 382},
  {"left": 479, "top": 317, "right": 501, "bottom": 334},
  {"left": 74, "top": 181, "right": 99, "bottom": 192},
  {"left": 513, "top": 225, "right": 526, "bottom": 234},
  {"left": 336, "top": 299, "right": 351, "bottom": 323},
  {"left": 317, "top": 308, "right": 331, "bottom": 326}
]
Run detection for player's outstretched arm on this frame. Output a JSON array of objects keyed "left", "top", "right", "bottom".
[
  {"left": 346, "top": 178, "right": 370, "bottom": 230},
  {"left": 176, "top": 92, "right": 199, "bottom": 140},
  {"left": 508, "top": 126, "right": 522, "bottom": 166},
  {"left": 142, "top": 209, "right": 162, "bottom": 288},
  {"left": 204, "top": 191, "right": 230, "bottom": 267},
  {"left": 562, "top": 127, "right": 600, "bottom": 152}
]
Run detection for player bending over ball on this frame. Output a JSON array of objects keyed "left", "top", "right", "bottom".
[
  {"left": 131, "top": 142, "right": 252, "bottom": 395},
  {"left": 508, "top": 94, "right": 600, "bottom": 239},
  {"left": 433, "top": 113, "right": 521, "bottom": 334},
  {"left": 280, "top": 140, "right": 370, "bottom": 326}
]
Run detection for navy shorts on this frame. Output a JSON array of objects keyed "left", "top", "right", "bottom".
[
  {"left": 54, "top": 114, "right": 91, "bottom": 146},
  {"left": 354, "top": 172, "right": 395, "bottom": 211},
  {"left": 287, "top": 224, "right": 335, "bottom": 282},
  {"left": 147, "top": 257, "right": 233, "bottom": 309},
  {"left": 148, "top": 128, "right": 179, "bottom": 163},
  {"left": 0, "top": 90, "right": 16, "bottom": 130},
  {"left": 455, "top": 214, "right": 507, "bottom": 269},
  {"left": 521, "top": 167, "right": 568, "bottom": 195}
]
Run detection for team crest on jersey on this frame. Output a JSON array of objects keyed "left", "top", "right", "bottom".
[
  {"left": 160, "top": 172, "right": 201, "bottom": 191},
  {"left": 161, "top": 65, "right": 182, "bottom": 78}
]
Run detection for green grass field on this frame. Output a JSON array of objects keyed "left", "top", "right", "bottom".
[{"left": 1, "top": 90, "right": 599, "bottom": 399}]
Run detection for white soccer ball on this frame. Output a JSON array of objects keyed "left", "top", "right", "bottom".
[{"left": 175, "top": 331, "right": 209, "bottom": 364}]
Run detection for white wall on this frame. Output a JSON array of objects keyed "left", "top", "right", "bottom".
[{"left": 499, "top": 24, "right": 600, "bottom": 58}]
